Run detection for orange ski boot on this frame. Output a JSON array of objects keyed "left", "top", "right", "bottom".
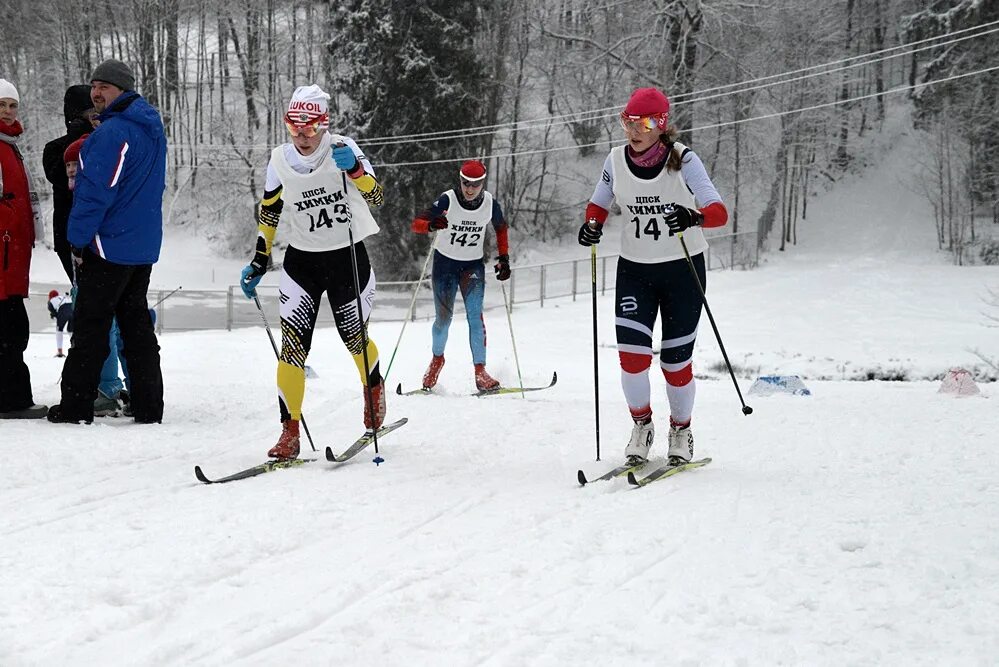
[
  {"left": 474, "top": 364, "right": 500, "bottom": 391},
  {"left": 267, "top": 419, "right": 301, "bottom": 459}
]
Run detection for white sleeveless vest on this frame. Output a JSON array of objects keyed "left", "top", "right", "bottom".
[
  {"left": 433, "top": 189, "right": 494, "bottom": 261},
  {"left": 270, "top": 137, "right": 379, "bottom": 252},
  {"left": 609, "top": 143, "right": 707, "bottom": 263}
]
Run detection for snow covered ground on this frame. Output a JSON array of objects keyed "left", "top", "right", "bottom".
[{"left": 4, "top": 118, "right": 999, "bottom": 665}]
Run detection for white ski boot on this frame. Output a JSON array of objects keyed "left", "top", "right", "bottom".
[
  {"left": 624, "top": 419, "right": 655, "bottom": 463},
  {"left": 667, "top": 422, "right": 694, "bottom": 466}
]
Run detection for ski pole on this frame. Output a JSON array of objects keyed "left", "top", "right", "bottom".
[
  {"left": 590, "top": 239, "right": 601, "bottom": 461},
  {"left": 500, "top": 281, "right": 525, "bottom": 397},
  {"left": 383, "top": 239, "right": 435, "bottom": 383},
  {"left": 676, "top": 230, "right": 753, "bottom": 416},
  {"left": 151, "top": 285, "right": 182, "bottom": 308},
  {"left": 252, "top": 294, "right": 317, "bottom": 451},
  {"left": 341, "top": 167, "right": 380, "bottom": 456}
]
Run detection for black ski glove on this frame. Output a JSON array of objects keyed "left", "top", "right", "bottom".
[
  {"left": 664, "top": 204, "right": 703, "bottom": 234},
  {"left": 578, "top": 220, "right": 603, "bottom": 246},
  {"left": 494, "top": 254, "right": 511, "bottom": 281}
]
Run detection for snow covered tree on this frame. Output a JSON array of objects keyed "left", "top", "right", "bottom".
[
  {"left": 327, "top": 1, "right": 489, "bottom": 278},
  {"left": 904, "top": 0, "right": 999, "bottom": 246}
]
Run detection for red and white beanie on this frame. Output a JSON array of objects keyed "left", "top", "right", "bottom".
[
  {"left": 286, "top": 85, "right": 330, "bottom": 127},
  {"left": 459, "top": 159, "right": 487, "bottom": 182}
]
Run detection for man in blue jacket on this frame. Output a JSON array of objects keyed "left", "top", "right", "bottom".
[{"left": 48, "top": 59, "right": 166, "bottom": 424}]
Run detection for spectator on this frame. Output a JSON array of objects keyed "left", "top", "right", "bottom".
[
  {"left": 63, "top": 133, "right": 128, "bottom": 417},
  {"left": 47, "top": 59, "right": 166, "bottom": 424},
  {"left": 43, "top": 85, "right": 95, "bottom": 281},
  {"left": 0, "top": 77, "right": 47, "bottom": 419},
  {"left": 47, "top": 289, "right": 73, "bottom": 357}
]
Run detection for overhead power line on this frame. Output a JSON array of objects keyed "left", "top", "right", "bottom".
[
  {"left": 160, "top": 63, "right": 999, "bottom": 172},
  {"left": 372, "top": 64, "right": 999, "bottom": 168},
  {"left": 163, "top": 18, "right": 999, "bottom": 152}
]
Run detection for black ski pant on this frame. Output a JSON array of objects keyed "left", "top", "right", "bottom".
[
  {"left": 0, "top": 296, "right": 34, "bottom": 412},
  {"left": 59, "top": 250, "right": 163, "bottom": 422}
]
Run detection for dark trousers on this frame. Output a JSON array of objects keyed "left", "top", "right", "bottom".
[
  {"left": 53, "top": 220, "right": 75, "bottom": 282},
  {"left": 0, "top": 296, "right": 34, "bottom": 411},
  {"left": 60, "top": 250, "right": 163, "bottom": 421}
]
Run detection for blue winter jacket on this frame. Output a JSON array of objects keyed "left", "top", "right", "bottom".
[{"left": 67, "top": 91, "right": 166, "bottom": 265}]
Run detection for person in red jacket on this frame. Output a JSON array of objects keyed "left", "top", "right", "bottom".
[{"left": 0, "top": 78, "right": 47, "bottom": 419}]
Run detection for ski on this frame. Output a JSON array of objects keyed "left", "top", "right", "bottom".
[
  {"left": 194, "top": 457, "right": 317, "bottom": 485},
  {"left": 395, "top": 385, "right": 432, "bottom": 396},
  {"left": 627, "top": 458, "right": 712, "bottom": 488},
  {"left": 475, "top": 371, "right": 557, "bottom": 397},
  {"left": 577, "top": 459, "right": 647, "bottom": 486},
  {"left": 324, "top": 417, "right": 409, "bottom": 463},
  {"left": 396, "top": 372, "right": 557, "bottom": 398}
]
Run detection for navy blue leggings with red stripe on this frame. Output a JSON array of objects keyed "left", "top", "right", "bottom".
[{"left": 614, "top": 254, "right": 705, "bottom": 423}]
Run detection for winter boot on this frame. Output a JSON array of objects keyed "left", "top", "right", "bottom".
[
  {"left": 422, "top": 355, "right": 445, "bottom": 390},
  {"left": 363, "top": 382, "right": 387, "bottom": 431},
  {"left": 0, "top": 404, "right": 49, "bottom": 420},
  {"left": 667, "top": 420, "right": 694, "bottom": 465},
  {"left": 45, "top": 404, "right": 92, "bottom": 424},
  {"left": 624, "top": 418, "right": 655, "bottom": 463},
  {"left": 268, "top": 419, "right": 301, "bottom": 459},
  {"left": 93, "top": 391, "right": 122, "bottom": 417},
  {"left": 55, "top": 350, "right": 65, "bottom": 358},
  {"left": 474, "top": 364, "right": 500, "bottom": 391}
]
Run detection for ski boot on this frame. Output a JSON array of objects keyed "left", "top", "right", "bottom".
[
  {"left": 363, "top": 382, "right": 387, "bottom": 431},
  {"left": 268, "top": 419, "right": 301, "bottom": 459},
  {"left": 667, "top": 420, "right": 694, "bottom": 466},
  {"left": 474, "top": 364, "right": 500, "bottom": 391},
  {"left": 624, "top": 418, "right": 655, "bottom": 464},
  {"left": 422, "top": 355, "right": 445, "bottom": 390}
]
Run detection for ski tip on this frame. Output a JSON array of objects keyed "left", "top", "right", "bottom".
[
  {"left": 551, "top": 371, "right": 558, "bottom": 386},
  {"left": 194, "top": 466, "right": 211, "bottom": 484},
  {"left": 395, "top": 383, "right": 403, "bottom": 395},
  {"left": 324, "top": 446, "right": 337, "bottom": 462},
  {"left": 626, "top": 471, "right": 640, "bottom": 486},
  {"left": 577, "top": 470, "right": 588, "bottom": 486}
]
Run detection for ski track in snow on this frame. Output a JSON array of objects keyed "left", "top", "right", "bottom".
[
  {"left": 4, "top": 329, "right": 999, "bottom": 664},
  {"left": 4, "top": 108, "right": 999, "bottom": 664}
]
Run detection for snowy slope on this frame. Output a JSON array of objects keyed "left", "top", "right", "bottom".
[{"left": 4, "top": 111, "right": 999, "bottom": 665}]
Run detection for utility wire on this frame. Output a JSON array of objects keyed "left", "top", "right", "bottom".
[
  {"left": 168, "top": 63, "right": 999, "bottom": 172},
  {"left": 373, "top": 64, "right": 999, "bottom": 168},
  {"left": 156, "top": 19, "right": 999, "bottom": 152}
]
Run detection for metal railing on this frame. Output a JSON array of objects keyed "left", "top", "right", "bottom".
[{"left": 27, "top": 230, "right": 757, "bottom": 333}]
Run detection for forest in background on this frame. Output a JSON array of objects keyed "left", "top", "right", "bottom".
[{"left": 1, "top": 0, "right": 996, "bottom": 277}]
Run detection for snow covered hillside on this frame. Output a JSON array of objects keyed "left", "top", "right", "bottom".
[{"left": 4, "top": 113, "right": 999, "bottom": 665}]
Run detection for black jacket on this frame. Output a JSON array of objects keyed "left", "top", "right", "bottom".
[{"left": 42, "top": 85, "right": 93, "bottom": 249}]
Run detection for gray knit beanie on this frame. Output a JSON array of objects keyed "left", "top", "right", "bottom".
[{"left": 90, "top": 59, "right": 135, "bottom": 92}]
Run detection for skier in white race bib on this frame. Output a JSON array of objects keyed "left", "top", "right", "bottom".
[
  {"left": 239, "top": 85, "right": 387, "bottom": 460},
  {"left": 578, "top": 87, "right": 728, "bottom": 466},
  {"left": 410, "top": 160, "right": 511, "bottom": 391}
]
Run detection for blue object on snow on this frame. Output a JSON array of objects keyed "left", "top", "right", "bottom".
[
  {"left": 748, "top": 375, "right": 811, "bottom": 396},
  {"left": 373, "top": 456, "right": 384, "bottom": 466}
]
